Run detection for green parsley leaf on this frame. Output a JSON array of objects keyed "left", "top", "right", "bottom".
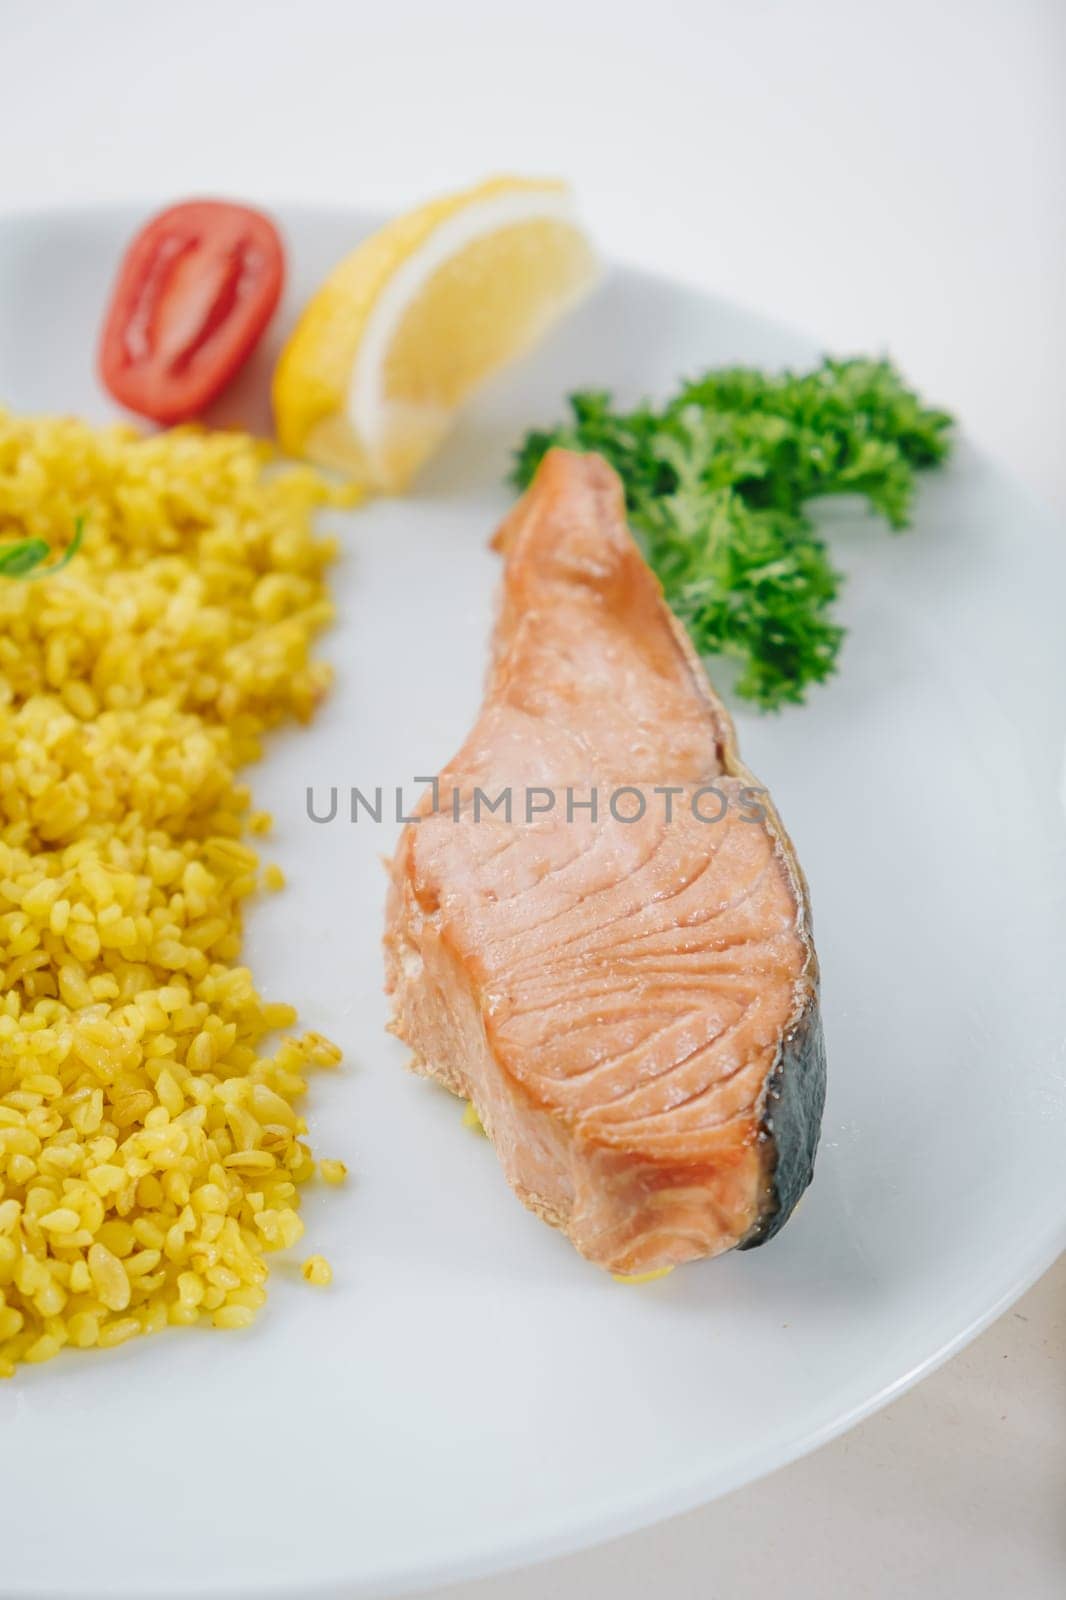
[
  {"left": 0, "top": 516, "right": 85, "bottom": 580},
  {"left": 511, "top": 358, "right": 952, "bottom": 709}
]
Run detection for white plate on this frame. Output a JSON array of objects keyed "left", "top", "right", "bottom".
[{"left": 1, "top": 206, "right": 1064, "bottom": 1600}]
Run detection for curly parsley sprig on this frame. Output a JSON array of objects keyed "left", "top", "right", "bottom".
[{"left": 512, "top": 359, "right": 953, "bottom": 709}]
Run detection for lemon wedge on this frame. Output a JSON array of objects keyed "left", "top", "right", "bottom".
[{"left": 273, "top": 176, "right": 599, "bottom": 491}]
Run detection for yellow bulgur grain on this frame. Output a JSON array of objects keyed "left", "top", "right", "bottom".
[
  {"left": 300, "top": 1033, "right": 343, "bottom": 1068},
  {"left": 212, "top": 1303, "right": 256, "bottom": 1330},
  {"left": 0, "top": 410, "right": 356, "bottom": 1376},
  {"left": 301, "top": 1255, "right": 333, "bottom": 1287},
  {"left": 24, "top": 1333, "right": 63, "bottom": 1364},
  {"left": 461, "top": 1101, "right": 486, "bottom": 1135}
]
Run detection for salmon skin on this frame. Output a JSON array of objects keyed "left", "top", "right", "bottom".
[{"left": 384, "top": 449, "right": 826, "bottom": 1274}]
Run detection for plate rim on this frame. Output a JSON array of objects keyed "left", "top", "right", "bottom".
[{"left": 0, "top": 199, "right": 1064, "bottom": 1600}]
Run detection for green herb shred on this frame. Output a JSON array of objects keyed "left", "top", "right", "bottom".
[
  {"left": 512, "top": 358, "right": 953, "bottom": 709},
  {"left": 0, "top": 516, "right": 84, "bottom": 581}
]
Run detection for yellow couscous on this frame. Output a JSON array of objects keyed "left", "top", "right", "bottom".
[{"left": 0, "top": 409, "right": 356, "bottom": 1376}]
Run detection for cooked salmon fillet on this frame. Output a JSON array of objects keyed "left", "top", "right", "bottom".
[{"left": 384, "top": 449, "right": 825, "bottom": 1273}]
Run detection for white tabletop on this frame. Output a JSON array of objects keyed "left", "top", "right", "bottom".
[{"left": 3, "top": 2, "right": 1063, "bottom": 1595}]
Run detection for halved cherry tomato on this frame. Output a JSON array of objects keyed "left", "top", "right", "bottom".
[{"left": 98, "top": 200, "right": 284, "bottom": 424}]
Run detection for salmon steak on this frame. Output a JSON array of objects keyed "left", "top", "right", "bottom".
[{"left": 384, "top": 449, "right": 826, "bottom": 1273}]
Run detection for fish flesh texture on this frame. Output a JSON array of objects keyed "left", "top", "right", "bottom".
[{"left": 384, "top": 449, "right": 825, "bottom": 1273}]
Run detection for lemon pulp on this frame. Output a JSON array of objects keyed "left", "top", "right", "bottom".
[{"left": 273, "top": 177, "right": 599, "bottom": 491}]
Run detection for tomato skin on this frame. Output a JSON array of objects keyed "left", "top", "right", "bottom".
[{"left": 98, "top": 200, "right": 284, "bottom": 424}]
